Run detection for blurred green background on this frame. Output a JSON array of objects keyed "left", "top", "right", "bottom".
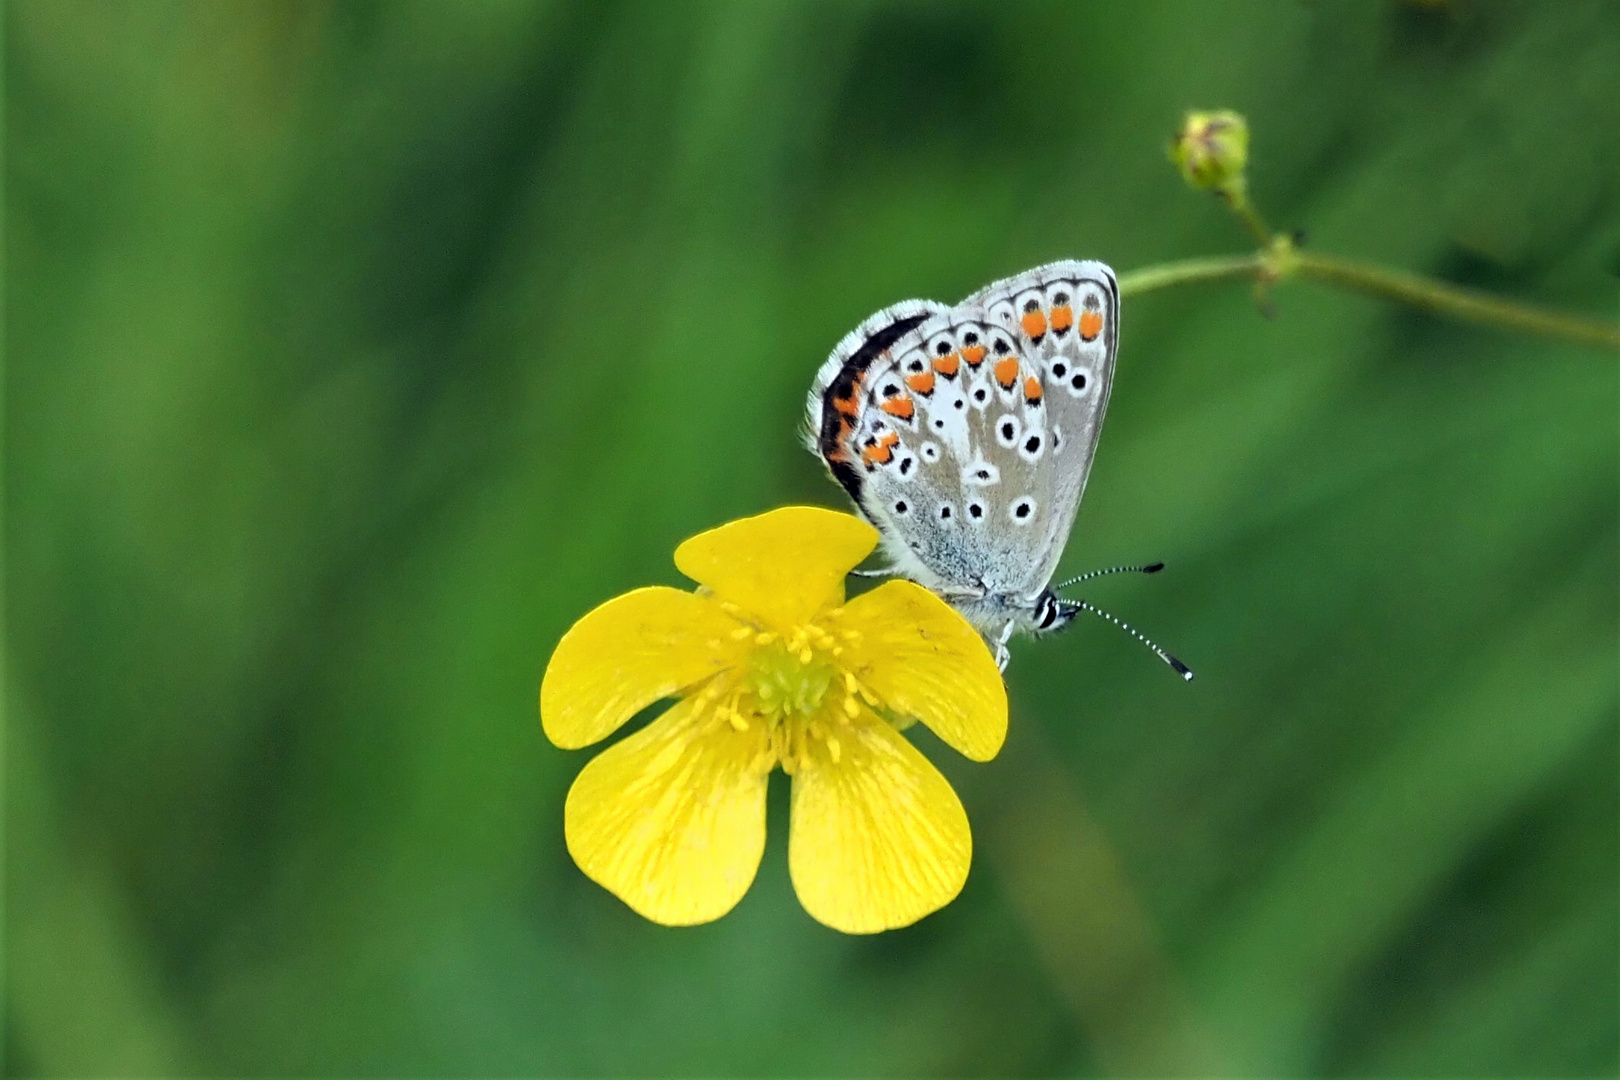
[{"left": 7, "top": 0, "right": 1618, "bottom": 1075}]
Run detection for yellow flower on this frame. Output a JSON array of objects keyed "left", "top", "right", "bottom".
[{"left": 540, "top": 506, "right": 1007, "bottom": 933}]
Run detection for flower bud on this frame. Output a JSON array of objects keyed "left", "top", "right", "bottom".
[{"left": 1170, "top": 109, "right": 1249, "bottom": 199}]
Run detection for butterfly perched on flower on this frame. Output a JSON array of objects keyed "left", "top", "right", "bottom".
[{"left": 808, "top": 260, "right": 1190, "bottom": 677}]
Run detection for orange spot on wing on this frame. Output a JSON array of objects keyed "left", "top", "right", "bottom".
[
  {"left": 1021, "top": 310, "right": 1047, "bottom": 339},
  {"left": 1049, "top": 304, "right": 1073, "bottom": 333},
  {"left": 994, "top": 356, "right": 1020, "bottom": 389},
  {"left": 962, "top": 344, "right": 987, "bottom": 367},
  {"left": 880, "top": 396, "right": 914, "bottom": 420},
  {"left": 932, "top": 352, "right": 960, "bottom": 377},
  {"left": 1023, "top": 375, "right": 1043, "bottom": 403},
  {"left": 833, "top": 392, "right": 859, "bottom": 417},
  {"left": 879, "top": 431, "right": 900, "bottom": 448},
  {"left": 862, "top": 442, "right": 893, "bottom": 467},
  {"left": 905, "top": 370, "right": 936, "bottom": 395},
  {"left": 1079, "top": 310, "right": 1104, "bottom": 341}
]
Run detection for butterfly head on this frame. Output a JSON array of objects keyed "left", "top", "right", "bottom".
[{"left": 1031, "top": 590, "right": 1078, "bottom": 635}]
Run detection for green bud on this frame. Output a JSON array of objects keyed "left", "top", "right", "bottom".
[{"left": 1170, "top": 110, "right": 1249, "bottom": 200}]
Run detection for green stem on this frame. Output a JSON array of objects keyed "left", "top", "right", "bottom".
[
  {"left": 1292, "top": 252, "right": 1620, "bottom": 353},
  {"left": 1117, "top": 254, "right": 1264, "bottom": 298},
  {"left": 1118, "top": 248, "right": 1620, "bottom": 354}
]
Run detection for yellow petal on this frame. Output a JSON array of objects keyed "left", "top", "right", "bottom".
[
  {"left": 835, "top": 581, "right": 1007, "bottom": 761},
  {"left": 674, "top": 506, "right": 878, "bottom": 629},
  {"left": 565, "top": 696, "right": 770, "bottom": 926},
  {"left": 788, "top": 714, "right": 971, "bottom": 933},
  {"left": 541, "top": 586, "right": 744, "bottom": 749}
]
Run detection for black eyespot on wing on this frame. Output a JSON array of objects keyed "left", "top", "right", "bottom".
[
  {"left": 963, "top": 331, "right": 979, "bottom": 345},
  {"left": 882, "top": 383, "right": 901, "bottom": 397},
  {"left": 968, "top": 502, "right": 984, "bottom": 519},
  {"left": 935, "top": 340, "right": 952, "bottom": 355},
  {"left": 1023, "top": 298, "right": 1040, "bottom": 313},
  {"left": 994, "top": 338, "right": 1010, "bottom": 354},
  {"left": 973, "top": 388, "right": 987, "bottom": 402},
  {"left": 939, "top": 505, "right": 951, "bottom": 520},
  {"left": 1000, "top": 421, "right": 1015, "bottom": 440},
  {"left": 976, "top": 469, "right": 990, "bottom": 480},
  {"left": 894, "top": 500, "right": 908, "bottom": 515},
  {"left": 953, "top": 398, "right": 965, "bottom": 410},
  {"left": 899, "top": 456, "right": 913, "bottom": 475},
  {"left": 1014, "top": 500, "right": 1032, "bottom": 519},
  {"left": 1053, "top": 291, "right": 1069, "bottom": 305},
  {"left": 933, "top": 418, "right": 945, "bottom": 429},
  {"left": 1024, "top": 435, "right": 1040, "bottom": 453},
  {"left": 1051, "top": 362, "right": 1067, "bottom": 378},
  {"left": 907, "top": 359, "right": 925, "bottom": 373},
  {"left": 1070, "top": 372, "right": 1087, "bottom": 390}
]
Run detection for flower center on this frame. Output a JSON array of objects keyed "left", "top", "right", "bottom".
[{"left": 705, "top": 614, "right": 873, "bottom": 774}]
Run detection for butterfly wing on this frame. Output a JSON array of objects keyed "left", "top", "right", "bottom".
[
  {"left": 962, "top": 260, "right": 1119, "bottom": 592},
  {"left": 807, "top": 299, "right": 946, "bottom": 509},
  {"left": 810, "top": 260, "right": 1117, "bottom": 608},
  {"left": 830, "top": 308, "right": 1059, "bottom": 599}
]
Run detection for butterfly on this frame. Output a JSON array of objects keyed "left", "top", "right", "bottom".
[{"left": 807, "top": 260, "right": 1189, "bottom": 676}]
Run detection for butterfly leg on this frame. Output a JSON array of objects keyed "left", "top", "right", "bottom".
[{"left": 993, "top": 619, "right": 1016, "bottom": 673}]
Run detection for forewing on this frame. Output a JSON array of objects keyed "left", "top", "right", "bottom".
[{"left": 963, "top": 260, "right": 1118, "bottom": 589}]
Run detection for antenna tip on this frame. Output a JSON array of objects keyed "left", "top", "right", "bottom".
[
  {"left": 1143, "top": 562, "right": 1166, "bottom": 574},
  {"left": 1170, "top": 657, "right": 1195, "bottom": 681}
]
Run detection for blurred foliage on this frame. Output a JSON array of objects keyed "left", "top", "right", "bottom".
[{"left": 6, "top": 0, "right": 1619, "bottom": 1076}]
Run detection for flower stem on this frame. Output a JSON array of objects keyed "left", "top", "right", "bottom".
[
  {"left": 1292, "top": 252, "right": 1620, "bottom": 353},
  {"left": 1117, "top": 254, "right": 1265, "bottom": 298},
  {"left": 1119, "top": 247, "right": 1620, "bottom": 354}
]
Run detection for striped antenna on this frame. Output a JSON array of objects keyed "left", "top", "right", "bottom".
[
  {"left": 1063, "top": 598, "right": 1194, "bottom": 682},
  {"left": 1052, "top": 562, "right": 1164, "bottom": 592}
]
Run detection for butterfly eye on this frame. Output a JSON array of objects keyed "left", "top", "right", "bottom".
[{"left": 1037, "top": 595, "right": 1061, "bottom": 629}]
